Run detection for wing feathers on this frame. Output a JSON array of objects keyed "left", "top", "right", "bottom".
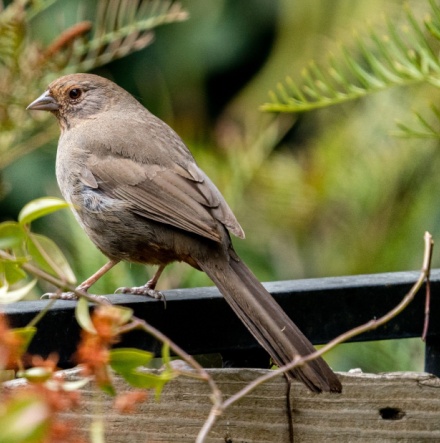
[{"left": 87, "top": 155, "right": 243, "bottom": 242}]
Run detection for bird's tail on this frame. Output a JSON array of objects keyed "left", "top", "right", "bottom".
[{"left": 196, "top": 250, "right": 342, "bottom": 393}]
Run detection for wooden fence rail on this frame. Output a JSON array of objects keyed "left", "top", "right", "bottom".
[{"left": 3, "top": 269, "right": 439, "bottom": 374}]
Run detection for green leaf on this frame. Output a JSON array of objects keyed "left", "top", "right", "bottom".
[
  {"left": 117, "top": 306, "right": 134, "bottom": 324},
  {"left": 27, "top": 233, "right": 76, "bottom": 284},
  {"left": 99, "top": 377, "right": 116, "bottom": 396},
  {"left": 110, "top": 348, "right": 175, "bottom": 398},
  {"left": 46, "top": 377, "right": 90, "bottom": 392},
  {"left": 20, "top": 367, "right": 53, "bottom": 383},
  {"left": 109, "top": 348, "right": 154, "bottom": 374},
  {"left": 18, "top": 197, "right": 70, "bottom": 226},
  {"left": 120, "top": 370, "right": 169, "bottom": 391},
  {"left": 0, "top": 279, "right": 37, "bottom": 304},
  {"left": 3, "top": 261, "right": 27, "bottom": 285},
  {"left": 0, "top": 396, "right": 49, "bottom": 443},
  {"left": 75, "top": 296, "right": 96, "bottom": 334},
  {"left": 0, "top": 222, "right": 26, "bottom": 250},
  {"left": 12, "top": 326, "right": 37, "bottom": 355},
  {"left": 161, "top": 342, "right": 171, "bottom": 366}
]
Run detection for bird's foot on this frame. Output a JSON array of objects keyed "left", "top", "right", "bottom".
[
  {"left": 41, "top": 291, "right": 110, "bottom": 303},
  {"left": 114, "top": 285, "right": 166, "bottom": 305},
  {"left": 41, "top": 291, "right": 77, "bottom": 300}
]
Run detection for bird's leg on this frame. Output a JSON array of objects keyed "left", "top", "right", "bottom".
[
  {"left": 146, "top": 264, "right": 165, "bottom": 291},
  {"left": 42, "top": 260, "right": 120, "bottom": 301},
  {"left": 115, "top": 264, "right": 166, "bottom": 302}
]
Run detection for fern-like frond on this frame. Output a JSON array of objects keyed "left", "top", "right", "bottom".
[
  {"left": 25, "top": 0, "right": 58, "bottom": 21},
  {"left": 394, "top": 104, "right": 440, "bottom": 139},
  {"left": 0, "top": 0, "right": 189, "bottom": 170},
  {"left": 0, "top": 1, "right": 25, "bottom": 68},
  {"left": 55, "top": 0, "right": 188, "bottom": 73},
  {"left": 261, "top": 1, "right": 440, "bottom": 113}
]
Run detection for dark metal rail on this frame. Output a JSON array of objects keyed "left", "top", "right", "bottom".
[{"left": 3, "top": 270, "right": 439, "bottom": 374}]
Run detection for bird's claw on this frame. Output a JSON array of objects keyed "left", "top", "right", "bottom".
[
  {"left": 91, "top": 294, "right": 111, "bottom": 304},
  {"left": 41, "top": 291, "right": 110, "bottom": 304},
  {"left": 114, "top": 285, "right": 166, "bottom": 306},
  {"left": 41, "top": 291, "right": 77, "bottom": 300},
  {"left": 114, "top": 285, "right": 163, "bottom": 298}
]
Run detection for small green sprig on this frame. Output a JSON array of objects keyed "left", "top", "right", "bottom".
[{"left": 261, "top": 0, "right": 440, "bottom": 116}]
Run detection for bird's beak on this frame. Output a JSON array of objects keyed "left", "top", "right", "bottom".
[{"left": 27, "top": 90, "right": 59, "bottom": 112}]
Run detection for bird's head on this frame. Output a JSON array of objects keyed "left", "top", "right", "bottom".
[{"left": 27, "top": 73, "right": 130, "bottom": 130}]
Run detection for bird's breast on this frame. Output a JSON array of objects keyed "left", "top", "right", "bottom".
[{"left": 63, "top": 182, "right": 179, "bottom": 265}]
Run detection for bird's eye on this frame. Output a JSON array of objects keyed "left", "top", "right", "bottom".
[{"left": 69, "top": 88, "right": 82, "bottom": 100}]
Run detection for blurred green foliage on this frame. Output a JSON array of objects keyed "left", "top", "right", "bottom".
[{"left": 1, "top": 0, "right": 438, "bottom": 372}]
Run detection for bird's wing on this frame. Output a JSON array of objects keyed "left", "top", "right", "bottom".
[{"left": 84, "top": 154, "right": 244, "bottom": 243}]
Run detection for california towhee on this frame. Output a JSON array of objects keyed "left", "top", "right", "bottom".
[{"left": 27, "top": 73, "right": 341, "bottom": 393}]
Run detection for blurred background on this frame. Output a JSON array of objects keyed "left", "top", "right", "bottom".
[{"left": 1, "top": 0, "right": 437, "bottom": 372}]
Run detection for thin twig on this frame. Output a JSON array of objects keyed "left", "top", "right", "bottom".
[
  {"left": 195, "top": 232, "right": 434, "bottom": 441},
  {"left": 422, "top": 231, "right": 434, "bottom": 340},
  {"left": 196, "top": 407, "right": 222, "bottom": 443},
  {"left": 1, "top": 233, "right": 434, "bottom": 443},
  {"left": 26, "top": 297, "right": 57, "bottom": 328},
  {"left": 0, "top": 250, "right": 107, "bottom": 306},
  {"left": 0, "top": 249, "right": 223, "bottom": 435},
  {"left": 227, "top": 232, "right": 433, "bottom": 408},
  {"left": 422, "top": 277, "right": 431, "bottom": 341}
]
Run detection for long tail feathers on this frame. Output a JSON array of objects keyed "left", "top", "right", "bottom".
[{"left": 197, "top": 252, "right": 342, "bottom": 393}]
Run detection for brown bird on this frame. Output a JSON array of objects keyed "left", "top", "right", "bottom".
[{"left": 27, "top": 73, "right": 341, "bottom": 393}]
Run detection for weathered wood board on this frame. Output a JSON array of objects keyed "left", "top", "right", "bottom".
[{"left": 5, "top": 369, "right": 440, "bottom": 442}]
